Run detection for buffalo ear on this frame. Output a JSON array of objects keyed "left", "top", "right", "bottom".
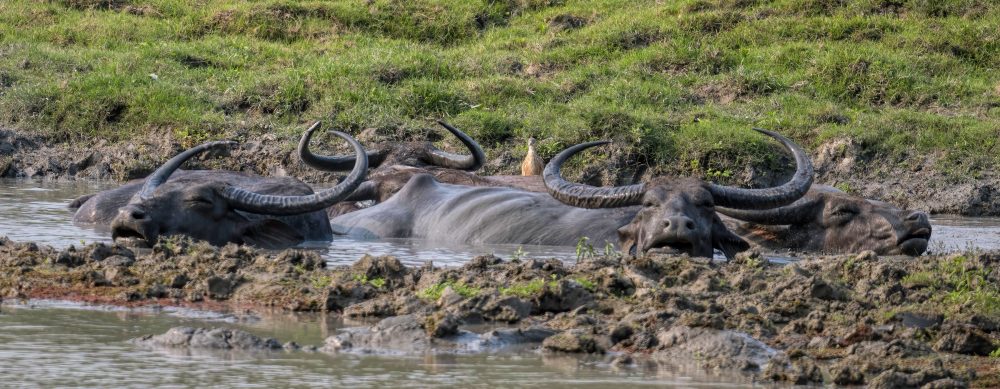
[
  {"left": 711, "top": 216, "right": 750, "bottom": 260},
  {"left": 617, "top": 223, "right": 638, "bottom": 256},
  {"left": 240, "top": 219, "right": 304, "bottom": 249}
]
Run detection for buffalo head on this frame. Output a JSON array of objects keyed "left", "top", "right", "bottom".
[
  {"left": 543, "top": 129, "right": 814, "bottom": 259},
  {"left": 718, "top": 186, "right": 932, "bottom": 255},
  {"left": 110, "top": 132, "right": 367, "bottom": 248}
]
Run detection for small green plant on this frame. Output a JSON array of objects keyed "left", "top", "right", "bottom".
[
  {"left": 310, "top": 274, "right": 333, "bottom": 289},
  {"left": 417, "top": 280, "right": 481, "bottom": 300},
  {"left": 705, "top": 167, "right": 732, "bottom": 180},
  {"left": 834, "top": 182, "right": 853, "bottom": 193},
  {"left": 352, "top": 274, "right": 387, "bottom": 289},
  {"left": 511, "top": 246, "right": 526, "bottom": 261},
  {"left": 576, "top": 237, "right": 596, "bottom": 260},
  {"left": 603, "top": 242, "right": 617, "bottom": 257},
  {"left": 573, "top": 277, "right": 597, "bottom": 291},
  {"left": 990, "top": 347, "right": 1000, "bottom": 359},
  {"left": 500, "top": 279, "right": 553, "bottom": 298}
]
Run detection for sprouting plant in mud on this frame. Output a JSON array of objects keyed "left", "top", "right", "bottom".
[
  {"left": 352, "top": 274, "right": 386, "bottom": 289},
  {"left": 576, "top": 237, "right": 596, "bottom": 260},
  {"left": 309, "top": 274, "right": 333, "bottom": 289},
  {"left": 572, "top": 277, "right": 596, "bottom": 292},
  {"left": 603, "top": 242, "right": 617, "bottom": 258},
  {"left": 417, "top": 280, "right": 480, "bottom": 300},
  {"left": 511, "top": 246, "right": 526, "bottom": 261}
]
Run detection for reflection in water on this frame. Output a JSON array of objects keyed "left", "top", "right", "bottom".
[
  {"left": 0, "top": 301, "right": 756, "bottom": 388},
  {"left": 0, "top": 179, "right": 998, "bottom": 267}
]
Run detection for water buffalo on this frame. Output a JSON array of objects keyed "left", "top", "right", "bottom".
[
  {"left": 718, "top": 185, "right": 932, "bottom": 256},
  {"left": 298, "top": 120, "right": 485, "bottom": 172},
  {"left": 71, "top": 133, "right": 367, "bottom": 248},
  {"left": 299, "top": 120, "right": 503, "bottom": 216},
  {"left": 330, "top": 128, "right": 814, "bottom": 259}
]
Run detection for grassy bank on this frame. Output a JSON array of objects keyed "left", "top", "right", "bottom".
[{"left": 0, "top": 0, "right": 997, "bottom": 178}]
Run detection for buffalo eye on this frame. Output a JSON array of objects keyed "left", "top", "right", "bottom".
[
  {"left": 185, "top": 196, "right": 214, "bottom": 208},
  {"left": 829, "top": 206, "right": 858, "bottom": 221}
]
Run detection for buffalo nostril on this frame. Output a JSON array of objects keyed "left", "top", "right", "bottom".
[
  {"left": 663, "top": 220, "right": 671, "bottom": 228},
  {"left": 130, "top": 209, "right": 146, "bottom": 220},
  {"left": 685, "top": 220, "right": 695, "bottom": 230},
  {"left": 906, "top": 212, "right": 928, "bottom": 222}
]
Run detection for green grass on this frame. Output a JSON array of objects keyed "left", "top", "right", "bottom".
[
  {"left": 352, "top": 273, "right": 385, "bottom": 288},
  {"left": 902, "top": 255, "right": 1000, "bottom": 316},
  {"left": 0, "top": 0, "right": 997, "bottom": 176},
  {"left": 417, "top": 280, "right": 481, "bottom": 300}
]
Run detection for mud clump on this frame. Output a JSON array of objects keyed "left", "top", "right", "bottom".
[
  {"left": 1, "top": 236, "right": 998, "bottom": 386},
  {"left": 133, "top": 326, "right": 282, "bottom": 350}
]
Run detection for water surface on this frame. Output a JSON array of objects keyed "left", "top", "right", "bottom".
[{"left": 0, "top": 301, "right": 756, "bottom": 388}]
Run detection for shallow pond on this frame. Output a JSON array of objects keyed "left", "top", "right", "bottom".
[{"left": 0, "top": 300, "right": 757, "bottom": 388}]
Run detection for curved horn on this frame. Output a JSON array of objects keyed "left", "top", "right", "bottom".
[
  {"left": 707, "top": 128, "right": 813, "bottom": 209},
  {"left": 221, "top": 131, "right": 368, "bottom": 216},
  {"left": 298, "top": 121, "right": 377, "bottom": 171},
  {"left": 542, "top": 141, "right": 645, "bottom": 209},
  {"left": 298, "top": 121, "right": 485, "bottom": 171},
  {"left": 138, "top": 140, "right": 236, "bottom": 200},
  {"left": 425, "top": 121, "right": 486, "bottom": 170},
  {"left": 717, "top": 198, "right": 819, "bottom": 225}
]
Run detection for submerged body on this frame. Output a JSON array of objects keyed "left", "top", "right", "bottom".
[
  {"left": 721, "top": 185, "right": 932, "bottom": 256},
  {"left": 335, "top": 128, "right": 815, "bottom": 259},
  {"left": 331, "top": 174, "right": 636, "bottom": 247}
]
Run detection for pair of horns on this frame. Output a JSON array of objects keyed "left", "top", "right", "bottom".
[
  {"left": 543, "top": 128, "right": 814, "bottom": 210},
  {"left": 298, "top": 121, "right": 486, "bottom": 171},
  {"left": 137, "top": 132, "right": 367, "bottom": 216}
]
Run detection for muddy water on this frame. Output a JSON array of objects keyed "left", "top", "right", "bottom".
[
  {"left": 0, "top": 301, "right": 755, "bottom": 388},
  {"left": 0, "top": 179, "right": 580, "bottom": 266},
  {"left": 2, "top": 180, "right": 1000, "bottom": 263}
]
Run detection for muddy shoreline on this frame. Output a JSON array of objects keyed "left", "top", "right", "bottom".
[
  {"left": 2, "top": 235, "right": 998, "bottom": 387},
  {"left": 2, "top": 128, "right": 998, "bottom": 216}
]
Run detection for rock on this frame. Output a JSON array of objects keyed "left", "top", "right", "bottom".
[
  {"left": 324, "top": 314, "right": 553, "bottom": 354},
  {"left": 532, "top": 279, "right": 593, "bottom": 314},
  {"left": 761, "top": 355, "right": 825, "bottom": 385},
  {"left": 922, "top": 378, "right": 968, "bottom": 389},
  {"left": 205, "top": 276, "right": 234, "bottom": 300},
  {"left": 829, "top": 364, "right": 865, "bottom": 385},
  {"left": 656, "top": 326, "right": 776, "bottom": 370},
  {"left": 169, "top": 274, "right": 188, "bottom": 289},
  {"left": 133, "top": 327, "right": 282, "bottom": 350},
  {"left": 869, "top": 369, "right": 919, "bottom": 389},
  {"left": 542, "top": 329, "right": 604, "bottom": 354},
  {"left": 932, "top": 325, "right": 995, "bottom": 356},
  {"left": 425, "top": 312, "right": 460, "bottom": 338},
  {"left": 894, "top": 311, "right": 943, "bottom": 329},
  {"left": 479, "top": 327, "right": 557, "bottom": 348},
  {"left": 351, "top": 255, "right": 407, "bottom": 288},
  {"left": 325, "top": 314, "right": 430, "bottom": 353},
  {"left": 479, "top": 295, "right": 531, "bottom": 323},
  {"left": 610, "top": 324, "right": 634, "bottom": 345}
]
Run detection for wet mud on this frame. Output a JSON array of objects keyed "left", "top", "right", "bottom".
[{"left": 2, "top": 236, "right": 998, "bottom": 387}]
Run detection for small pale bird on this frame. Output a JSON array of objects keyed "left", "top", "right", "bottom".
[{"left": 521, "top": 137, "right": 544, "bottom": 176}]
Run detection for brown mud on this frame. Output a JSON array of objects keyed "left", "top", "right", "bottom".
[
  {"left": 2, "top": 235, "right": 998, "bottom": 387},
  {"left": 2, "top": 127, "right": 998, "bottom": 216}
]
